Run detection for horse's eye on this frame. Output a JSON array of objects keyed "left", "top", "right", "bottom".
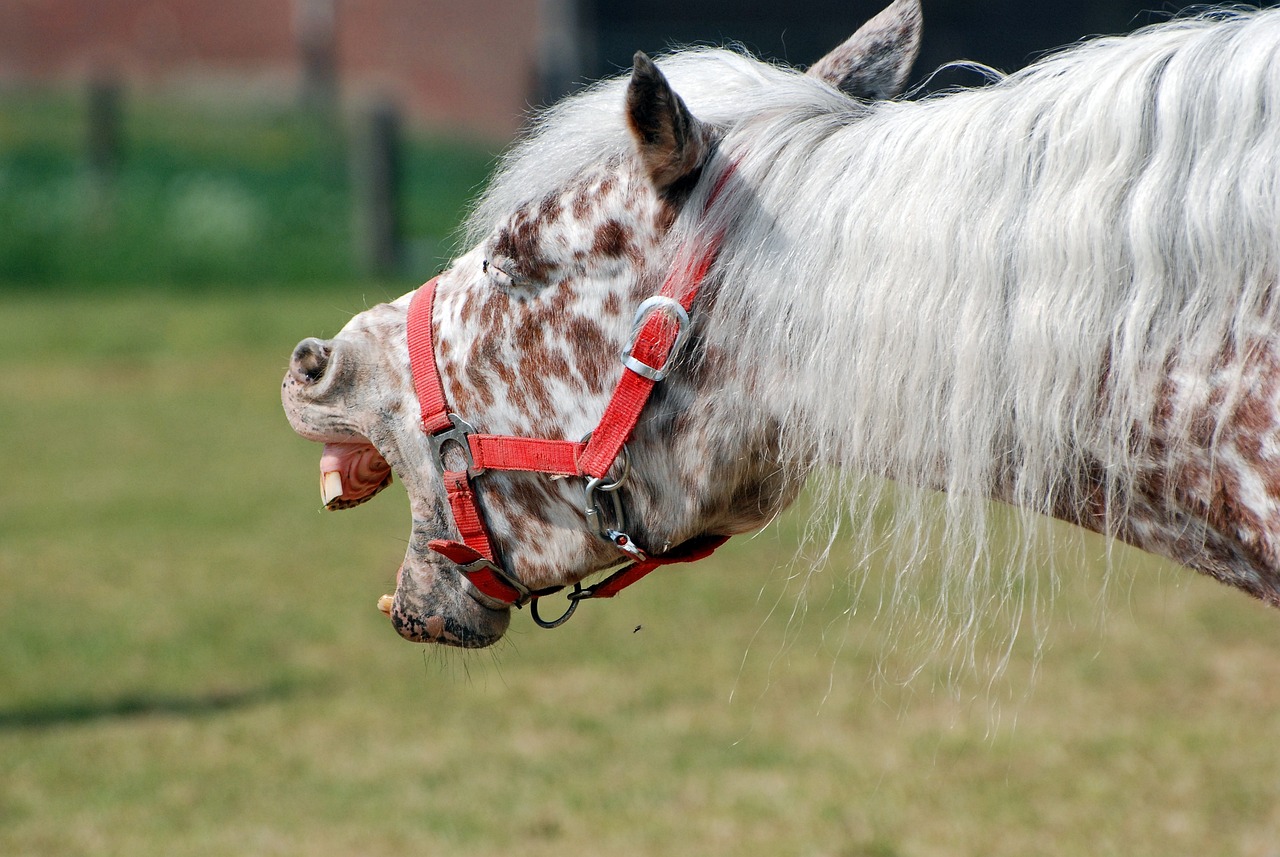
[{"left": 483, "top": 257, "right": 531, "bottom": 290}]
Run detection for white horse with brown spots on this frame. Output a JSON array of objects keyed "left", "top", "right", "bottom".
[{"left": 283, "top": 1, "right": 1280, "bottom": 648}]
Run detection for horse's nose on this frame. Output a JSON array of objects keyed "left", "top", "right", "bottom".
[{"left": 290, "top": 337, "right": 332, "bottom": 384}]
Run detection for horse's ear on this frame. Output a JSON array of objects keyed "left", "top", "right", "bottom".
[
  {"left": 808, "top": 0, "right": 922, "bottom": 100},
  {"left": 626, "top": 52, "right": 710, "bottom": 196}
]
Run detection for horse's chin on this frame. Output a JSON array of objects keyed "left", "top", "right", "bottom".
[{"left": 385, "top": 559, "right": 511, "bottom": 648}]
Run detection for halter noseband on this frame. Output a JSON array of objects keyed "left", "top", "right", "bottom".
[{"left": 404, "top": 166, "right": 735, "bottom": 627}]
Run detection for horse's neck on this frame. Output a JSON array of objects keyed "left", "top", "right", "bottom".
[{"left": 695, "top": 63, "right": 1280, "bottom": 605}]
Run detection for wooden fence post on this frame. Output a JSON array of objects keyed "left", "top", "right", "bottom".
[
  {"left": 352, "top": 101, "right": 404, "bottom": 277},
  {"left": 295, "top": 0, "right": 338, "bottom": 115},
  {"left": 86, "top": 76, "right": 122, "bottom": 187}
]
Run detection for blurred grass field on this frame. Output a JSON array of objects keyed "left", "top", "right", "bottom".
[
  {"left": 0, "top": 88, "right": 495, "bottom": 286},
  {"left": 3, "top": 288, "right": 1280, "bottom": 857}
]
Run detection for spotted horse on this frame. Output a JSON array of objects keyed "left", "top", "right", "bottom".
[{"left": 284, "top": 1, "right": 1280, "bottom": 648}]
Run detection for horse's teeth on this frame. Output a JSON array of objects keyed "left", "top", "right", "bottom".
[
  {"left": 377, "top": 594, "right": 394, "bottom": 616},
  {"left": 321, "top": 470, "right": 344, "bottom": 506}
]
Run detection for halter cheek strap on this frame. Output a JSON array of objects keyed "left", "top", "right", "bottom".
[{"left": 405, "top": 164, "right": 736, "bottom": 617}]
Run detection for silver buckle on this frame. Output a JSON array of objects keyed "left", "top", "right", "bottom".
[
  {"left": 583, "top": 445, "right": 647, "bottom": 561},
  {"left": 455, "top": 555, "right": 533, "bottom": 606},
  {"left": 582, "top": 440, "right": 631, "bottom": 539},
  {"left": 622, "top": 296, "right": 691, "bottom": 382},
  {"left": 584, "top": 475, "right": 627, "bottom": 540},
  {"left": 429, "top": 413, "right": 482, "bottom": 477}
]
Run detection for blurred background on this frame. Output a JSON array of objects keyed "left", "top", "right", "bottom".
[
  {"left": 5, "top": 3, "right": 1280, "bottom": 857},
  {"left": 2, "top": 0, "right": 1271, "bottom": 288}
]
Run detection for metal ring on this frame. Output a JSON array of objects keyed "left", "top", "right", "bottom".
[
  {"left": 584, "top": 476, "right": 626, "bottom": 539},
  {"left": 530, "top": 583, "right": 582, "bottom": 629},
  {"left": 580, "top": 434, "right": 631, "bottom": 540},
  {"left": 600, "top": 445, "right": 631, "bottom": 491},
  {"left": 578, "top": 433, "right": 631, "bottom": 492}
]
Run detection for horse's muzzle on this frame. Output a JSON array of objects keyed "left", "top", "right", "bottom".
[{"left": 385, "top": 556, "right": 511, "bottom": 648}]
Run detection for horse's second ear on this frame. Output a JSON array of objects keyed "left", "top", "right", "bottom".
[
  {"left": 808, "top": 0, "right": 922, "bottom": 100},
  {"left": 626, "top": 52, "right": 710, "bottom": 196}
]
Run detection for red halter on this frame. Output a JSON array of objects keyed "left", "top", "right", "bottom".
[{"left": 405, "top": 166, "right": 735, "bottom": 622}]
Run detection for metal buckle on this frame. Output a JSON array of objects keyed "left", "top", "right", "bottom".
[
  {"left": 606, "top": 529, "right": 647, "bottom": 562},
  {"left": 584, "top": 476, "right": 626, "bottom": 540},
  {"left": 454, "top": 554, "right": 533, "bottom": 606},
  {"left": 622, "top": 296, "right": 691, "bottom": 382},
  {"left": 429, "top": 413, "right": 482, "bottom": 477},
  {"left": 583, "top": 447, "right": 648, "bottom": 562},
  {"left": 582, "top": 441, "right": 631, "bottom": 539}
]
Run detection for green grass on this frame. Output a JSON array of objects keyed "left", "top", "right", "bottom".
[
  {"left": 4, "top": 289, "right": 1280, "bottom": 856},
  {"left": 0, "top": 89, "right": 496, "bottom": 286}
]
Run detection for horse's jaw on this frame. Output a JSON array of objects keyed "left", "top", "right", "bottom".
[
  {"left": 283, "top": 418, "right": 514, "bottom": 648},
  {"left": 385, "top": 550, "right": 511, "bottom": 648}
]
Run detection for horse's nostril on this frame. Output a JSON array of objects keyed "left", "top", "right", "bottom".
[{"left": 290, "top": 338, "right": 332, "bottom": 384}]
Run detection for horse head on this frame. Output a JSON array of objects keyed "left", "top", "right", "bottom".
[{"left": 282, "top": 0, "right": 923, "bottom": 647}]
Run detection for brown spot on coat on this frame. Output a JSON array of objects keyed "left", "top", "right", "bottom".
[
  {"left": 564, "top": 316, "right": 611, "bottom": 395},
  {"left": 602, "top": 292, "right": 623, "bottom": 318},
  {"left": 592, "top": 219, "right": 633, "bottom": 259}
]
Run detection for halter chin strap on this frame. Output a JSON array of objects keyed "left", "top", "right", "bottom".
[{"left": 405, "top": 164, "right": 736, "bottom": 618}]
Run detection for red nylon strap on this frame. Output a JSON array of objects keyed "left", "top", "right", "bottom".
[
  {"left": 585, "top": 535, "right": 730, "bottom": 599},
  {"left": 468, "top": 435, "right": 585, "bottom": 476},
  {"left": 575, "top": 246, "right": 718, "bottom": 478},
  {"left": 575, "top": 163, "right": 736, "bottom": 478},
  {"left": 409, "top": 279, "right": 503, "bottom": 570},
  {"left": 409, "top": 280, "right": 537, "bottom": 572},
  {"left": 409, "top": 278, "right": 587, "bottom": 478},
  {"left": 442, "top": 470, "right": 498, "bottom": 559},
  {"left": 407, "top": 276, "right": 452, "bottom": 435},
  {"left": 427, "top": 539, "right": 526, "bottom": 604}
]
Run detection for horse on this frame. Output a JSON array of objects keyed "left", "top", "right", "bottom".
[{"left": 283, "top": 0, "right": 1280, "bottom": 649}]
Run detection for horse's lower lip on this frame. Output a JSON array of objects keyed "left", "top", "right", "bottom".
[{"left": 386, "top": 562, "right": 511, "bottom": 648}]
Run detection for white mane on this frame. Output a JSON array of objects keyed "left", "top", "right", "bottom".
[{"left": 468, "top": 8, "right": 1280, "bottom": 673}]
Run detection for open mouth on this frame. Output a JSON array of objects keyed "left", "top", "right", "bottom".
[
  {"left": 311, "top": 434, "right": 510, "bottom": 648},
  {"left": 319, "top": 440, "right": 394, "bottom": 510}
]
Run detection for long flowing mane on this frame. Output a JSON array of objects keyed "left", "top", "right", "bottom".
[{"left": 465, "top": 9, "right": 1280, "bottom": 667}]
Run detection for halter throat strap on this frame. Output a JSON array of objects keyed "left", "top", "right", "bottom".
[{"left": 405, "top": 164, "right": 736, "bottom": 613}]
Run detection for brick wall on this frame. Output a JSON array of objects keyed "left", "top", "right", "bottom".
[{"left": 0, "top": 0, "right": 542, "bottom": 140}]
